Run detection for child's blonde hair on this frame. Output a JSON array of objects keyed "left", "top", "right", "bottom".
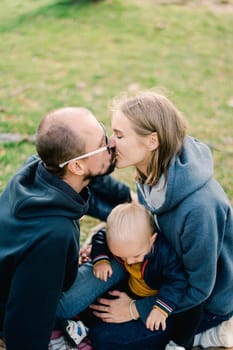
[{"left": 106, "top": 202, "right": 156, "bottom": 243}]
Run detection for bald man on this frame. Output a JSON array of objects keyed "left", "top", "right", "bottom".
[{"left": 0, "top": 107, "right": 131, "bottom": 350}]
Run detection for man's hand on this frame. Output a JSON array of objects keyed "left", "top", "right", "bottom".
[
  {"left": 79, "top": 245, "right": 91, "bottom": 265},
  {"left": 93, "top": 262, "right": 112, "bottom": 281},
  {"left": 146, "top": 308, "right": 167, "bottom": 331}
]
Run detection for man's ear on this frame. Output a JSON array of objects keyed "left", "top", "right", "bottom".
[
  {"left": 148, "top": 132, "right": 159, "bottom": 151},
  {"left": 67, "top": 160, "right": 85, "bottom": 176}
]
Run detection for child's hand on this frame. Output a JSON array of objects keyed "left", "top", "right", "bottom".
[
  {"left": 93, "top": 262, "right": 112, "bottom": 282},
  {"left": 146, "top": 308, "right": 167, "bottom": 331}
]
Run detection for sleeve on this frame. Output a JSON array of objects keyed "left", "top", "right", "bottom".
[
  {"left": 4, "top": 226, "right": 76, "bottom": 350},
  {"left": 91, "top": 229, "right": 111, "bottom": 265},
  {"left": 87, "top": 175, "right": 132, "bottom": 221},
  {"left": 135, "top": 241, "right": 187, "bottom": 323},
  {"left": 174, "top": 204, "right": 221, "bottom": 310},
  {"left": 152, "top": 244, "right": 187, "bottom": 315},
  {"left": 89, "top": 175, "right": 132, "bottom": 204},
  {"left": 161, "top": 196, "right": 226, "bottom": 314}
]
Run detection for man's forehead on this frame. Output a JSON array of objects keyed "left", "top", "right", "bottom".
[{"left": 83, "top": 119, "right": 104, "bottom": 146}]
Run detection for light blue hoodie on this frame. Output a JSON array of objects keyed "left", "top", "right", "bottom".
[{"left": 136, "top": 136, "right": 233, "bottom": 319}]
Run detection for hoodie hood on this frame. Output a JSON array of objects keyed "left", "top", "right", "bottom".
[
  {"left": 137, "top": 136, "right": 213, "bottom": 213},
  {"left": 5, "top": 156, "right": 89, "bottom": 220}
]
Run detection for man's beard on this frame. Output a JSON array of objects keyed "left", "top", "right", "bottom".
[{"left": 83, "top": 148, "right": 116, "bottom": 182}]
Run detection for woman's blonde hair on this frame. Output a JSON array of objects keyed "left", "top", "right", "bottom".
[{"left": 111, "top": 90, "right": 187, "bottom": 186}]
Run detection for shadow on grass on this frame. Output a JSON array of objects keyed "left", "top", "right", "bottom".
[{"left": 0, "top": 0, "right": 103, "bottom": 32}]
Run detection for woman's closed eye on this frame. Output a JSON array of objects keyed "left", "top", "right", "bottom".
[
  {"left": 112, "top": 128, "right": 123, "bottom": 138},
  {"left": 114, "top": 132, "right": 123, "bottom": 139}
]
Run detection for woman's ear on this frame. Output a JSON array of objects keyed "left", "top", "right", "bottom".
[
  {"left": 148, "top": 132, "right": 159, "bottom": 151},
  {"left": 67, "top": 160, "right": 85, "bottom": 176},
  {"left": 150, "top": 232, "right": 157, "bottom": 245}
]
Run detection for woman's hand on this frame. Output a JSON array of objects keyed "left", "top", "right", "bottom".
[
  {"left": 130, "top": 190, "right": 138, "bottom": 203},
  {"left": 89, "top": 290, "right": 138, "bottom": 323}
]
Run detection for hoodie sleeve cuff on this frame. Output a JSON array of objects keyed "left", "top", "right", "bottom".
[
  {"left": 92, "top": 255, "right": 110, "bottom": 265},
  {"left": 154, "top": 298, "right": 173, "bottom": 316}
]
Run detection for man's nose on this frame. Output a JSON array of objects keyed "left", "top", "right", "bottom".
[{"left": 109, "top": 136, "right": 116, "bottom": 152}]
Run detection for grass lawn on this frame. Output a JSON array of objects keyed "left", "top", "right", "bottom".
[{"left": 0, "top": 0, "right": 232, "bottom": 237}]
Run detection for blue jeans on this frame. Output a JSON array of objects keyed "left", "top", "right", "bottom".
[{"left": 57, "top": 259, "right": 127, "bottom": 319}]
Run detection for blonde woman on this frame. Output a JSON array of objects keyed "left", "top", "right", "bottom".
[{"left": 58, "top": 91, "right": 233, "bottom": 350}]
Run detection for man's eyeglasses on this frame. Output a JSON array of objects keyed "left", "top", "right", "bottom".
[{"left": 58, "top": 123, "right": 111, "bottom": 168}]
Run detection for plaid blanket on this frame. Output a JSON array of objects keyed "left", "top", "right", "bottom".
[{"left": 49, "top": 330, "right": 93, "bottom": 350}]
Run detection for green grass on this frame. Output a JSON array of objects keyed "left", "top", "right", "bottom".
[{"left": 0, "top": 0, "right": 233, "bottom": 237}]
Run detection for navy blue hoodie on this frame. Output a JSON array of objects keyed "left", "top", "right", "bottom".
[{"left": 0, "top": 156, "right": 89, "bottom": 349}]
